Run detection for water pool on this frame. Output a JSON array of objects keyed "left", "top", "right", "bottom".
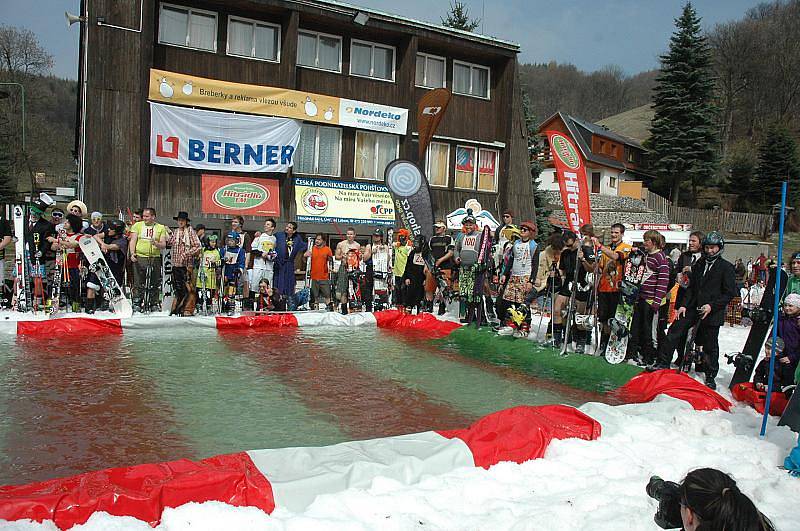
[{"left": 0, "top": 326, "right": 610, "bottom": 486}]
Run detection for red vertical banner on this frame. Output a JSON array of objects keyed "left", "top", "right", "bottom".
[{"left": 545, "top": 131, "right": 592, "bottom": 232}]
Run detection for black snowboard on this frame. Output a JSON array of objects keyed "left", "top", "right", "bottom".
[
  {"left": 729, "top": 267, "right": 787, "bottom": 389},
  {"left": 778, "top": 389, "right": 800, "bottom": 433}
]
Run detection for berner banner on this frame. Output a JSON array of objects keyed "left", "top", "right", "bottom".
[{"left": 149, "top": 102, "right": 301, "bottom": 173}]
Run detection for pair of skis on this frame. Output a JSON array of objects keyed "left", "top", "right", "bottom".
[{"left": 470, "top": 225, "right": 493, "bottom": 327}]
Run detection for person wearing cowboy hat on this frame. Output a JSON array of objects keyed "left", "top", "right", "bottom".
[
  {"left": 166, "top": 211, "right": 201, "bottom": 316},
  {"left": 66, "top": 200, "right": 90, "bottom": 231}
]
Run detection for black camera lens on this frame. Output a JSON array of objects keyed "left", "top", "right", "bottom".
[{"left": 646, "top": 476, "right": 684, "bottom": 529}]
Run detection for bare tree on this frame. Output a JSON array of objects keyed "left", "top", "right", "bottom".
[{"left": 0, "top": 25, "right": 53, "bottom": 79}]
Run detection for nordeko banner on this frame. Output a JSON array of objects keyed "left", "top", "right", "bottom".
[
  {"left": 149, "top": 68, "right": 408, "bottom": 135},
  {"left": 149, "top": 102, "right": 301, "bottom": 173},
  {"left": 201, "top": 175, "right": 280, "bottom": 217}
]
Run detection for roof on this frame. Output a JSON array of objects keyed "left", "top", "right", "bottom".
[
  {"left": 596, "top": 104, "right": 655, "bottom": 145},
  {"left": 291, "top": 0, "right": 520, "bottom": 52}
]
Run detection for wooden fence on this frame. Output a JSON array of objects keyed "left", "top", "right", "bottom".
[{"left": 644, "top": 190, "right": 772, "bottom": 236}]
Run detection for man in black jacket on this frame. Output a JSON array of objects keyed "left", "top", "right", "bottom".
[
  {"left": 670, "top": 230, "right": 705, "bottom": 364},
  {"left": 651, "top": 231, "right": 737, "bottom": 389}
]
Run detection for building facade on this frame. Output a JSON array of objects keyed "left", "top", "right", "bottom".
[
  {"left": 537, "top": 112, "right": 652, "bottom": 198},
  {"left": 77, "top": 0, "right": 532, "bottom": 236}
]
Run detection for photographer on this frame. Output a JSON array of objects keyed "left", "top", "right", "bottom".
[{"left": 647, "top": 468, "right": 775, "bottom": 530}]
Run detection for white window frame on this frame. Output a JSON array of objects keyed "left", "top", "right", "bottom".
[
  {"left": 454, "top": 145, "right": 477, "bottom": 191},
  {"left": 297, "top": 29, "right": 343, "bottom": 73},
  {"left": 452, "top": 60, "right": 490, "bottom": 100},
  {"left": 415, "top": 52, "right": 447, "bottom": 89},
  {"left": 349, "top": 39, "right": 396, "bottom": 82},
  {"left": 158, "top": 2, "right": 218, "bottom": 53},
  {"left": 354, "top": 130, "right": 400, "bottom": 181},
  {"left": 425, "top": 142, "right": 450, "bottom": 188},
  {"left": 226, "top": 15, "right": 281, "bottom": 63},
  {"left": 476, "top": 148, "right": 499, "bottom": 193},
  {"left": 296, "top": 124, "right": 342, "bottom": 177}
]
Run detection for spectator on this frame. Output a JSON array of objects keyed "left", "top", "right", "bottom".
[{"left": 128, "top": 207, "right": 168, "bottom": 312}]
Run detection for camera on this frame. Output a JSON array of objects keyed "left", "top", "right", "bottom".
[
  {"left": 646, "top": 476, "right": 683, "bottom": 529},
  {"left": 741, "top": 307, "right": 771, "bottom": 325},
  {"left": 725, "top": 351, "right": 755, "bottom": 372}
]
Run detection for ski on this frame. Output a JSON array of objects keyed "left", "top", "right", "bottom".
[
  {"left": 297, "top": 236, "right": 313, "bottom": 310},
  {"left": 559, "top": 243, "right": 583, "bottom": 356},
  {"left": 11, "top": 205, "right": 28, "bottom": 313},
  {"left": 78, "top": 236, "right": 133, "bottom": 317},
  {"left": 605, "top": 249, "right": 646, "bottom": 364},
  {"left": 372, "top": 236, "right": 391, "bottom": 311},
  {"left": 49, "top": 229, "right": 67, "bottom": 315}
]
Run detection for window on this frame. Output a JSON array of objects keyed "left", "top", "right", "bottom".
[
  {"left": 227, "top": 16, "right": 280, "bottom": 62},
  {"left": 477, "top": 149, "right": 498, "bottom": 192},
  {"left": 611, "top": 144, "right": 618, "bottom": 158},
  {"left": 426, "top": 142, "right": 450, "bottom": 187},
  {"left": 453, "top": 60, "right": 489, "bottom": 99},
  {"left": 591, "top": 171, "right": 601, "bottom": 194},
  {"left": 355, "top": 131, "right": 399, "bottom": 180},
  {"left": 610, "top": 177, "right": 617, "bottom": 188},
  {"left": 456, "top": 146, "right": 498, "bottom": 191},
  {"left": 159, "top": 3, "right": 217, "bottom": 52},
  {"left": 598, "top": 140, "right": 606, "bottom": 154},
  {"left": 297, "top": 30, "right": 342, "bottom": 72},
  {"left": 416, "top": 53, "right": 446, "bottom": 88},
  {"left": 350, "top": 40, "right": 395, "bottom": 81},
  {"left": 295, "top": 124, "right": 341, "bottom": 176},
  {"left": 627, "top": 149, "right": 636, "bottom": 163}
]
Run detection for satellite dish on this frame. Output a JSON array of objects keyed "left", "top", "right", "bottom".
[{"left": 65, "top": 12, "right": 85, "bottom": 27}]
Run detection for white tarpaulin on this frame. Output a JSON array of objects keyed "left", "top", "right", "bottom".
[{"left": 149, "top": 102, "right": 301, "bottom": 173}]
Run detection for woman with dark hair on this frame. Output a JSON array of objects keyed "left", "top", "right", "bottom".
[{"left": 680, "top": 468, "right": 775, "bottom": 531}]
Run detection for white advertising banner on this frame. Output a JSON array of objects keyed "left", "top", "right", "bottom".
[
  {"left": 337, "top": 98, "right": 408, "bottom": 135},
  {"left": 149, "top": 102, "right": 302, "bottom": 173}
]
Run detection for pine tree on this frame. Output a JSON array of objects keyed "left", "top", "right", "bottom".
[
  {"left": 441, "top": 1, "right": 480, "bottom": 32},
  {"left": 648, "top": 2, "right": 718, "bottom": 206},
  {"left": 755, "top": 123, "right": 800, "bottom": 207},
  {"left": 522, "top": 91, "right": 552, "bottom": 240}
]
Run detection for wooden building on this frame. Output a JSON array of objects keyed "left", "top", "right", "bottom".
[
  {"left": 77, "top": 0, "right": 533, "bottom": 236},
  {"left": 537, "top": 112, "right": 652, "bottom": 197}
]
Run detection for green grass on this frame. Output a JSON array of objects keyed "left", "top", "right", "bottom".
[{"left": 770, "top": 232, "right": 800, "bottom": 265}]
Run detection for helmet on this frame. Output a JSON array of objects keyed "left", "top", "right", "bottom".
[
  {"left": 702, "top": 231, "right": 725, "bottom": 257},
  {"left": 372, "top": 228, "right": 384, "bottom": 239},
  {"left": 790, "top": 251, "right": 800, "bottom": 263},
  {"left": 413, "top": 233, "right": 426, "bottom": 248},
  {"left": 108, "top": 219, "right": 125, "bottom": 234},
  {"left": 226, "top": 231, "right": 240, "bottom": 245}
]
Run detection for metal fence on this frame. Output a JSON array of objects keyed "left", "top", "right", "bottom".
[{"left": 644, "top": 191, "right": 772, "bottom": 236}]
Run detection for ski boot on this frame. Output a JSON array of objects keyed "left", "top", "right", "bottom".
[
  {"left": 438, "top": 302, "right": 447, "bottom": 316},
  {"left": 552, "top": 324, "right": 564, "bottom": 348},
  {"left": 497, "top": 318, "right": 516, "bottom": 336},
  {"left": 85, "top": 298, "right": 96, "bottom": 315}
]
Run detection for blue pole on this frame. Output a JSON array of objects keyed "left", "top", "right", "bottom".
[{"left": 760, "top": 181, "right": 787, "bottom": 437}]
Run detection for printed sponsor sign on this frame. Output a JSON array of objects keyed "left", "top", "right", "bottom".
[
  {"left": 293, "top": 177, "right": 395, "bottom": 226},
  {"left": 149, "top": 68, "right": 408, "bottom": 135},
  {"left": 201, "top": 174, "right": 280, "bottom": 217},
  {"left": 149, "top": 102, "right": 301, "bottom": 173},
  {"left": 545, "top": 130, "right": 592, "bottom": 233},
  {"left": 629, "top": 223, "right": 693, "bottom": 231}
]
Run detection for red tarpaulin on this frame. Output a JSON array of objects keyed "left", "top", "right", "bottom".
[
  {"left": 438, "top": 405, "right": 601, "bottom": 469},
  {"left": 373, "top": 309, "right": 461, "bottom": 338},
  {"left": 545, "top": 130, "right": 591, "bottom": 233},
  {"left": 17, "top": 318, "right": 122, "bottom": 336},
  {"left": 610, "top": 370, "right": 732, "bottom": 412},
  {"left": 731, "top": 382, "right": 789, "bottom": 417},
  {"left": 0, "top": 452, "right": 274, "bottom": 530},
  {"left": 215, "top": 313, "right": 298, "bottom": 330}
]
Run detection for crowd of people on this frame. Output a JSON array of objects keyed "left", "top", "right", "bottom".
[{"left": 3, "top": 198, "right": 800, "bottom": 390}]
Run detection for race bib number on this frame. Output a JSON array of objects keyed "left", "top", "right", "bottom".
[{"left": 413, "top": 253, "right": 425, "bottom": 265}]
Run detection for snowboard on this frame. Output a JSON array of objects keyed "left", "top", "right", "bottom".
[
  {"left": 49, "top": 229, "right": 67, "bottom": 315},
  {"left": 161, "top": 247, "right": 174, "bottom": 313},
  {"left": 778, "top": 388, "right": 800, "bottom": 433},
  {"left": 473, "top": 225, "right": 493, "bottom": 327},
  {"left": 372, "top": 243, "right": 391, "bottom": 311},
  {"left": 605, "top": 249, "right": 646, "bottom": 364},
  {"left": 729, "top": 267, "right": 787, "bottom": 389},
  {"left": 11, "top": 204, "right": 28, "bottom": 313},
  {"left": 346, "top": 248, "right": 364, "bottom": 311},
  {"left": 79, "top": 236, "right": 133, "bottom": 317}
]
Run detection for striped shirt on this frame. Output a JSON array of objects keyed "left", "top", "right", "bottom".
[{"left": 638, "top": 250, "right": 670, "bottom": 306}]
